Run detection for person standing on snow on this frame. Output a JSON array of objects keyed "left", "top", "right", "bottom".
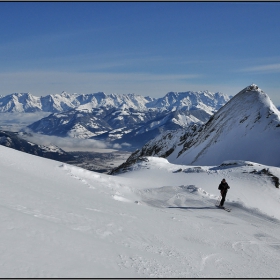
[{"left": 218, "top": 178, "right": 230, "bottom": 207}]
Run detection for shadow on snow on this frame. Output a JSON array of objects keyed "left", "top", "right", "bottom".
[{"left": 168, "top": 206, "right": 217, "bottom": 210}]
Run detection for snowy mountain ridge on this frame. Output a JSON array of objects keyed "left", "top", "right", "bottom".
[
  {"left": 0, "top": 90, "right": 229, "bottom": 113},
  {"left": 23, "top": 90, "right": 230, "bottom": 149},
  {"left": 113, "top": 84, "right": 280, "bottom": 169},
  {"left": 0, "top": 91, "right": 155, "bottom": 113}
]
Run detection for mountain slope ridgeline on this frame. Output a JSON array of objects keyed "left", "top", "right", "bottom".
[{"left": 112, "top": 84, "right": 280, "bottom": 173}]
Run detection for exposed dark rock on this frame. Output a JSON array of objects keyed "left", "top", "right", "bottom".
[{"left": 250, "top": 168, "right": 279, "bottom": 188}]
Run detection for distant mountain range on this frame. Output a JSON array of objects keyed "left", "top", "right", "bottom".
[
  {"left": 0, "top": 90, "right": 230, "bottom": 149},
  {"left": 0, "top": 91, "right": 229, "bottom": 114},
  {"left": 0, "top": 91, "right": 155, "bottom": 113},
  {"left": 111, "top": 84, "right": 280, "bottom": 173}
]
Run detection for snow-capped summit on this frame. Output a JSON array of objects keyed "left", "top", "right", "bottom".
[
  {"left": 115, "top": 85, "right": 280, "bottom": 169},
  {"left": 147, "top": 90, "right": 229, "bottom": 114},
  {"left": 0, "top": 92, "right": 42, "bottom": 112},
  {"left": 172, "top": 84, "right": 280, "bottom": 166}
]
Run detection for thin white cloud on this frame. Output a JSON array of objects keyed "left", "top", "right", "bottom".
[
  {"left": 0, "top": 112, "right": 50, "bottom": 124},
  {"left": 21, "top": 130, "right": 134, "bottom": 152},
  {"left": 240, "top": 63, "right": 280, "bottom": 73},
  {"left": 21, "top": 130, "right": 109, "bottom": 151}
]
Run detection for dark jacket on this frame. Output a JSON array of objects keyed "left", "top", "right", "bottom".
[{"left": 218, "top": 182, "right": 230, "bottom": 193}]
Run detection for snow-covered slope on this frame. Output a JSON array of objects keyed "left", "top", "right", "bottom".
[
  {"left": 175, "top": 84, "right": 280, "bottom": 166},
  {"left": 1, "top": 145, "right": 280, "bottom": 277},
  {"left": 121, "top": 85, "right": 280, "bottom": 166}
]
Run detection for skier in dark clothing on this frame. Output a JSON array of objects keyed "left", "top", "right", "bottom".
[{"left": 218, "top": 178, "right": 230, "bottom": 207}]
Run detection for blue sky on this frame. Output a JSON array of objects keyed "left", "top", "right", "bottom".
[{"left": 1, "top": 2, "right": 280, "bottom": 104}]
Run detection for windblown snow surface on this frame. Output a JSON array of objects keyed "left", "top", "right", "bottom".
[{"left": 1, "top": 145, "right": 280, "bottom": 277}]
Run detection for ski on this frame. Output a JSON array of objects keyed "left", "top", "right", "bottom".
[{"left": 216, "top": 205, "right": 231, "bottom": 212}]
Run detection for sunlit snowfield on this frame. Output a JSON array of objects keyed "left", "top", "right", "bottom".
[{"left": 1, "top": 145, "right": 280, "bottom": 277}]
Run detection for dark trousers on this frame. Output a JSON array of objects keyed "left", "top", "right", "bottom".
[{"left": 220, "top": 191, "right": 227, "bottom": 206}]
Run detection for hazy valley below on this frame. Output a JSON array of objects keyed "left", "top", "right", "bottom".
[
  {"left": 65, "top": 150, "right": 131, "bottom": 174},
  {"left": 0, "top": 112, "right": 131, "bottom": 173}
]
